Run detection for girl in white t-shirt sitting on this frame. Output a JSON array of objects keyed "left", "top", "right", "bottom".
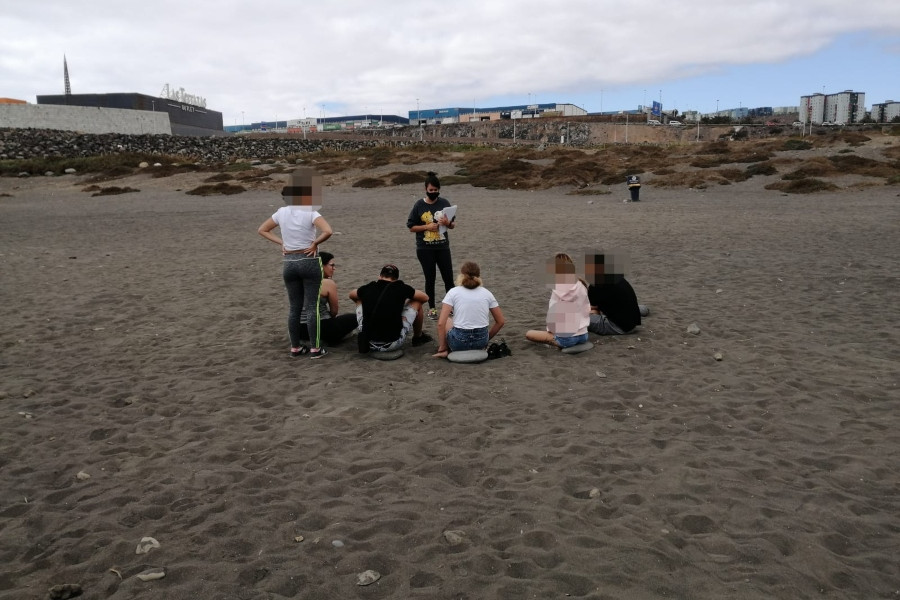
[{"left": 433, "top": 262, "right": 505, "bottom": 358}]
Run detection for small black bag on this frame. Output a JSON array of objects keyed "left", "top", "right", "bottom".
[{"left": 487, "top": 339, "right": 511, "bottom": 359}]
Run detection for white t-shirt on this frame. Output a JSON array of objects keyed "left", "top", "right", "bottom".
[
  {"left": 441, "top": 286, "right": 499, "bottom": 329},
  {"left": 271, "top": 206, "right": 322, "bottom": 251}
]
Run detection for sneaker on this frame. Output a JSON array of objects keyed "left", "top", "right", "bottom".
[
  {"left": 427, "top": 308, "right": 438, "bottom": 320},
  {"left": 411, "top": 333, "right": 433, "bottom": 347},
  {"left": 290, "top": 346, "right": 310, "bottom": 357},
  {"left": 309, "top": 348, "right": 328, "bottom": 359}
]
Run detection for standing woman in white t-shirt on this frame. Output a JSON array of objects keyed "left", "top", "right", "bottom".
[
  {"left": 258, "top": 169, "right": 333, "bottom": 359},
  {"left": 433, "top": 262, "right": 505, "bottom": 358}
]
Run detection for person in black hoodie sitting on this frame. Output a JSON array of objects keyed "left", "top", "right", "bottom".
[{"left": 585, "top": 252, "right": 649, "bottom": 335}]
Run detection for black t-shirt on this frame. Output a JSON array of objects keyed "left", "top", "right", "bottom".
[
  {"left": 587, "top": 278, "right": 641, "bottom": 332},
  {"left": 406, "top": 197, "right": 452, "bottom": 249},
  {"left": 356, "top": 279, "right": 416, "bottom": 342}
]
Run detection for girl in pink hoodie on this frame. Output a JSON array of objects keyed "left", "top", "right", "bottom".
[{"left": 526, "top": 253, "right": 591, "bottom": 349}]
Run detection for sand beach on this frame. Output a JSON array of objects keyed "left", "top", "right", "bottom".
[{"left": 1, "top": 161, "right": 899, "bottom": 599}]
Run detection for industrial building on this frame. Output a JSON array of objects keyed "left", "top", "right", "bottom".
[
  {"left": 36, "top": 92, "right": 224, "bottom": 136},
  {"left": 799, "top": 90, "right": 865, "bottom": 125},
  {"left": 224, "top": 114, "right": 409, "bottom": 134},
  {"left": 409, "top": 103, "right": 587, "bottom": 125}
]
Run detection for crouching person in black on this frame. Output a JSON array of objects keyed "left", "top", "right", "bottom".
[
  {"left": 585, "top": 251, "right": 650, "bottom": 335},
  {"left": 349, "top": 264, "right": 433, "bottom": 353}
]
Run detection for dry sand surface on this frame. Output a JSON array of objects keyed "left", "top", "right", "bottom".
[{"left": 1, "top": 167, "right": 899, "bottom": 600}]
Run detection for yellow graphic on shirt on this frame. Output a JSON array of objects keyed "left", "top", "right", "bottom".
[{"left": 421, "top": 210, "right": 444, "bottom": 243}]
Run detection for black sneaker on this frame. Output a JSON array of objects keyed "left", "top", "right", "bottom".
[
  {"left": 290, "top": 346, "right": 310, "bottom": 357},
  {"left": 309, "top": 348, "right": 328, "bottom": 359},
  {"left": 411, "top": 333, "right": 433, "bottom": 347}
]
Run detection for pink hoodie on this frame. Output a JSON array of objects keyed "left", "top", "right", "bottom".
[{"left": 546, "top": 277, "right": 590, "bottom": 337}]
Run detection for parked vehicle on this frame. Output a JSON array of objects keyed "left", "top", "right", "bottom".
[
  {"left": 668, "top": 121, "right": 683, "bottom": 127},
  {"left": 792, "top": 121, "right": 803, "bottom": 128},
  {"left": 647, "top": 119, "right": 662, "bottom": 126}
]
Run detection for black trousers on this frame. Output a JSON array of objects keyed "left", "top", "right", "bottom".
[
  {"left": 416, "top": 247, "right": 454, "bottom": 309},
  {"left": 299, "top": 314, "right": 358, "bottom": 345}
]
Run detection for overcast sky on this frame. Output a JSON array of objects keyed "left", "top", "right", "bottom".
[{"left": 2, "top": 1, "right": 898, "bottom": 124}]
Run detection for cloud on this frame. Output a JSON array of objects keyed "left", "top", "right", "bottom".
[{"left": 1, "top": 0, "right": 898, "bottom": 121}]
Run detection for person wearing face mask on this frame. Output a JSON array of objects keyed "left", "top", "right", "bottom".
[{"left": 406, "top": 171, "right": 456, "bottom": 320}]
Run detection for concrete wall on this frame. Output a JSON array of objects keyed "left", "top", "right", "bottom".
[{"left": 0, "top": 104, "right": 171, "bottom": 135}]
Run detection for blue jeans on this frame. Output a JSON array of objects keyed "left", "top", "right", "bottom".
[
  {"left": 447, "top": 327, "right": 489, "bottom": 351},
  {"left": 554, "top": 332, "right": 589, "bottom": 348}
]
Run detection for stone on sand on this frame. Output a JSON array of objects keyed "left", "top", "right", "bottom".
[
  {"left": 135, "top": 568, "right": 165, "bottom": 581},
  {"left": 356, "top": 569, "right": 381, "bottom": 586},
  {"left": 135, "top": 537, "right": 160, "bottom": 555}
]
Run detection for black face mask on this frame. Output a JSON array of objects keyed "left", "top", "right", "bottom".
[{"left": 426, "top": 191, "right": 440, "bottom": 201}]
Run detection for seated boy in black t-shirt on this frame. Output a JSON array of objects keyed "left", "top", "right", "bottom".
[{"left": 349, "top": 264, "right": 433, "bottom": 352}]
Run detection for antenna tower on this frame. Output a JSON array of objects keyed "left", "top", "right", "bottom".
[{"left": 64, "top": 55, "right": 71, "bottom": 95}]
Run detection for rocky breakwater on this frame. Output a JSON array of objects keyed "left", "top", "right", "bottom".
[{"left": 0, "top": 129, "right": 387, "bottom": 163}]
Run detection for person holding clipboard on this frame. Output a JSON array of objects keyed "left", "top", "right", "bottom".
[{"left": 406, "top": 172, "right": 457, "bottom": 320}]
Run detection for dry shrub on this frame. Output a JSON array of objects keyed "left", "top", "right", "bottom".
[
  {"left": 222, "top": 162, "right": 255, "bottom": 172},
  {"left": 354, "top": 146, "right": 395, "bottom": 168},
  {"left": 459, "top": 154, "right": 544, "bottom": 189},
  {"left": 731, "top": 151, "right": 773, "bottom": 163},
  {"left": 235, "top": 171, "right": 273, "bottom": 182},
  {"left": 440, "top": 174, "right": 470, "bottom": 186},
  {"left": 186, "top": 182, "right": 246, "bottom": 196},
  {"left": 91, "top": 186, "right": 140, "bottom": 196},
  {"left": 782, "top": 139, "right": 813, "bottom": 151},
  {"left": 691, "top": 156, "right": 731, "bottom": 168},
  {"left": 540, "top": 156, "right": 609, "bottom": 187},
  {"left": 150, "top": 163, "right": 202, "bottom": 178},
  {"left": 600, "top": 172, "right": 633, "bottom": 186},
  {"left": 828, "top": 155, "right": 898, "bottom": 178},
  {"left": 697, "top": 141, "right": 731, "bottom": 155},
  {"left": 389, "top": 171, "right": 428, "bottom": 185},
  {"left": 838, "top": 132, "right": 871, "bottom": 146},
  {"left": 745, "top": 162, "right": 778, "bottom": 177},
  {"left": 567, "top": 188, "right": 612, "bottom": 196},
  {"left": 783, "top": 157, "right": 837, "bottom": 180},
  {"left": 716, "top": 168, "right": 749, "bottom": 182},
  {"left": 651, "top": 171, "right": 720, "bottom": 188},
  {"left": 765, "top": 178, "right": 839, "bottom": 193},
  {"left": 352, "top": 177, "right": 387, "bottom": 188},
  {"left": 84, "top": 166, "right": 135, "bottom": 182},
  {"left": 204, "top": 173, "right": 234, "bottom": 182},
  {"left": 879, "top": 145, "right": 900, "bottom": 160}
]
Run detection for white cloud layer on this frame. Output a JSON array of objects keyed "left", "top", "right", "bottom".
[{"left": 1, "top": 0, "right": 898, "bottom": 123}]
